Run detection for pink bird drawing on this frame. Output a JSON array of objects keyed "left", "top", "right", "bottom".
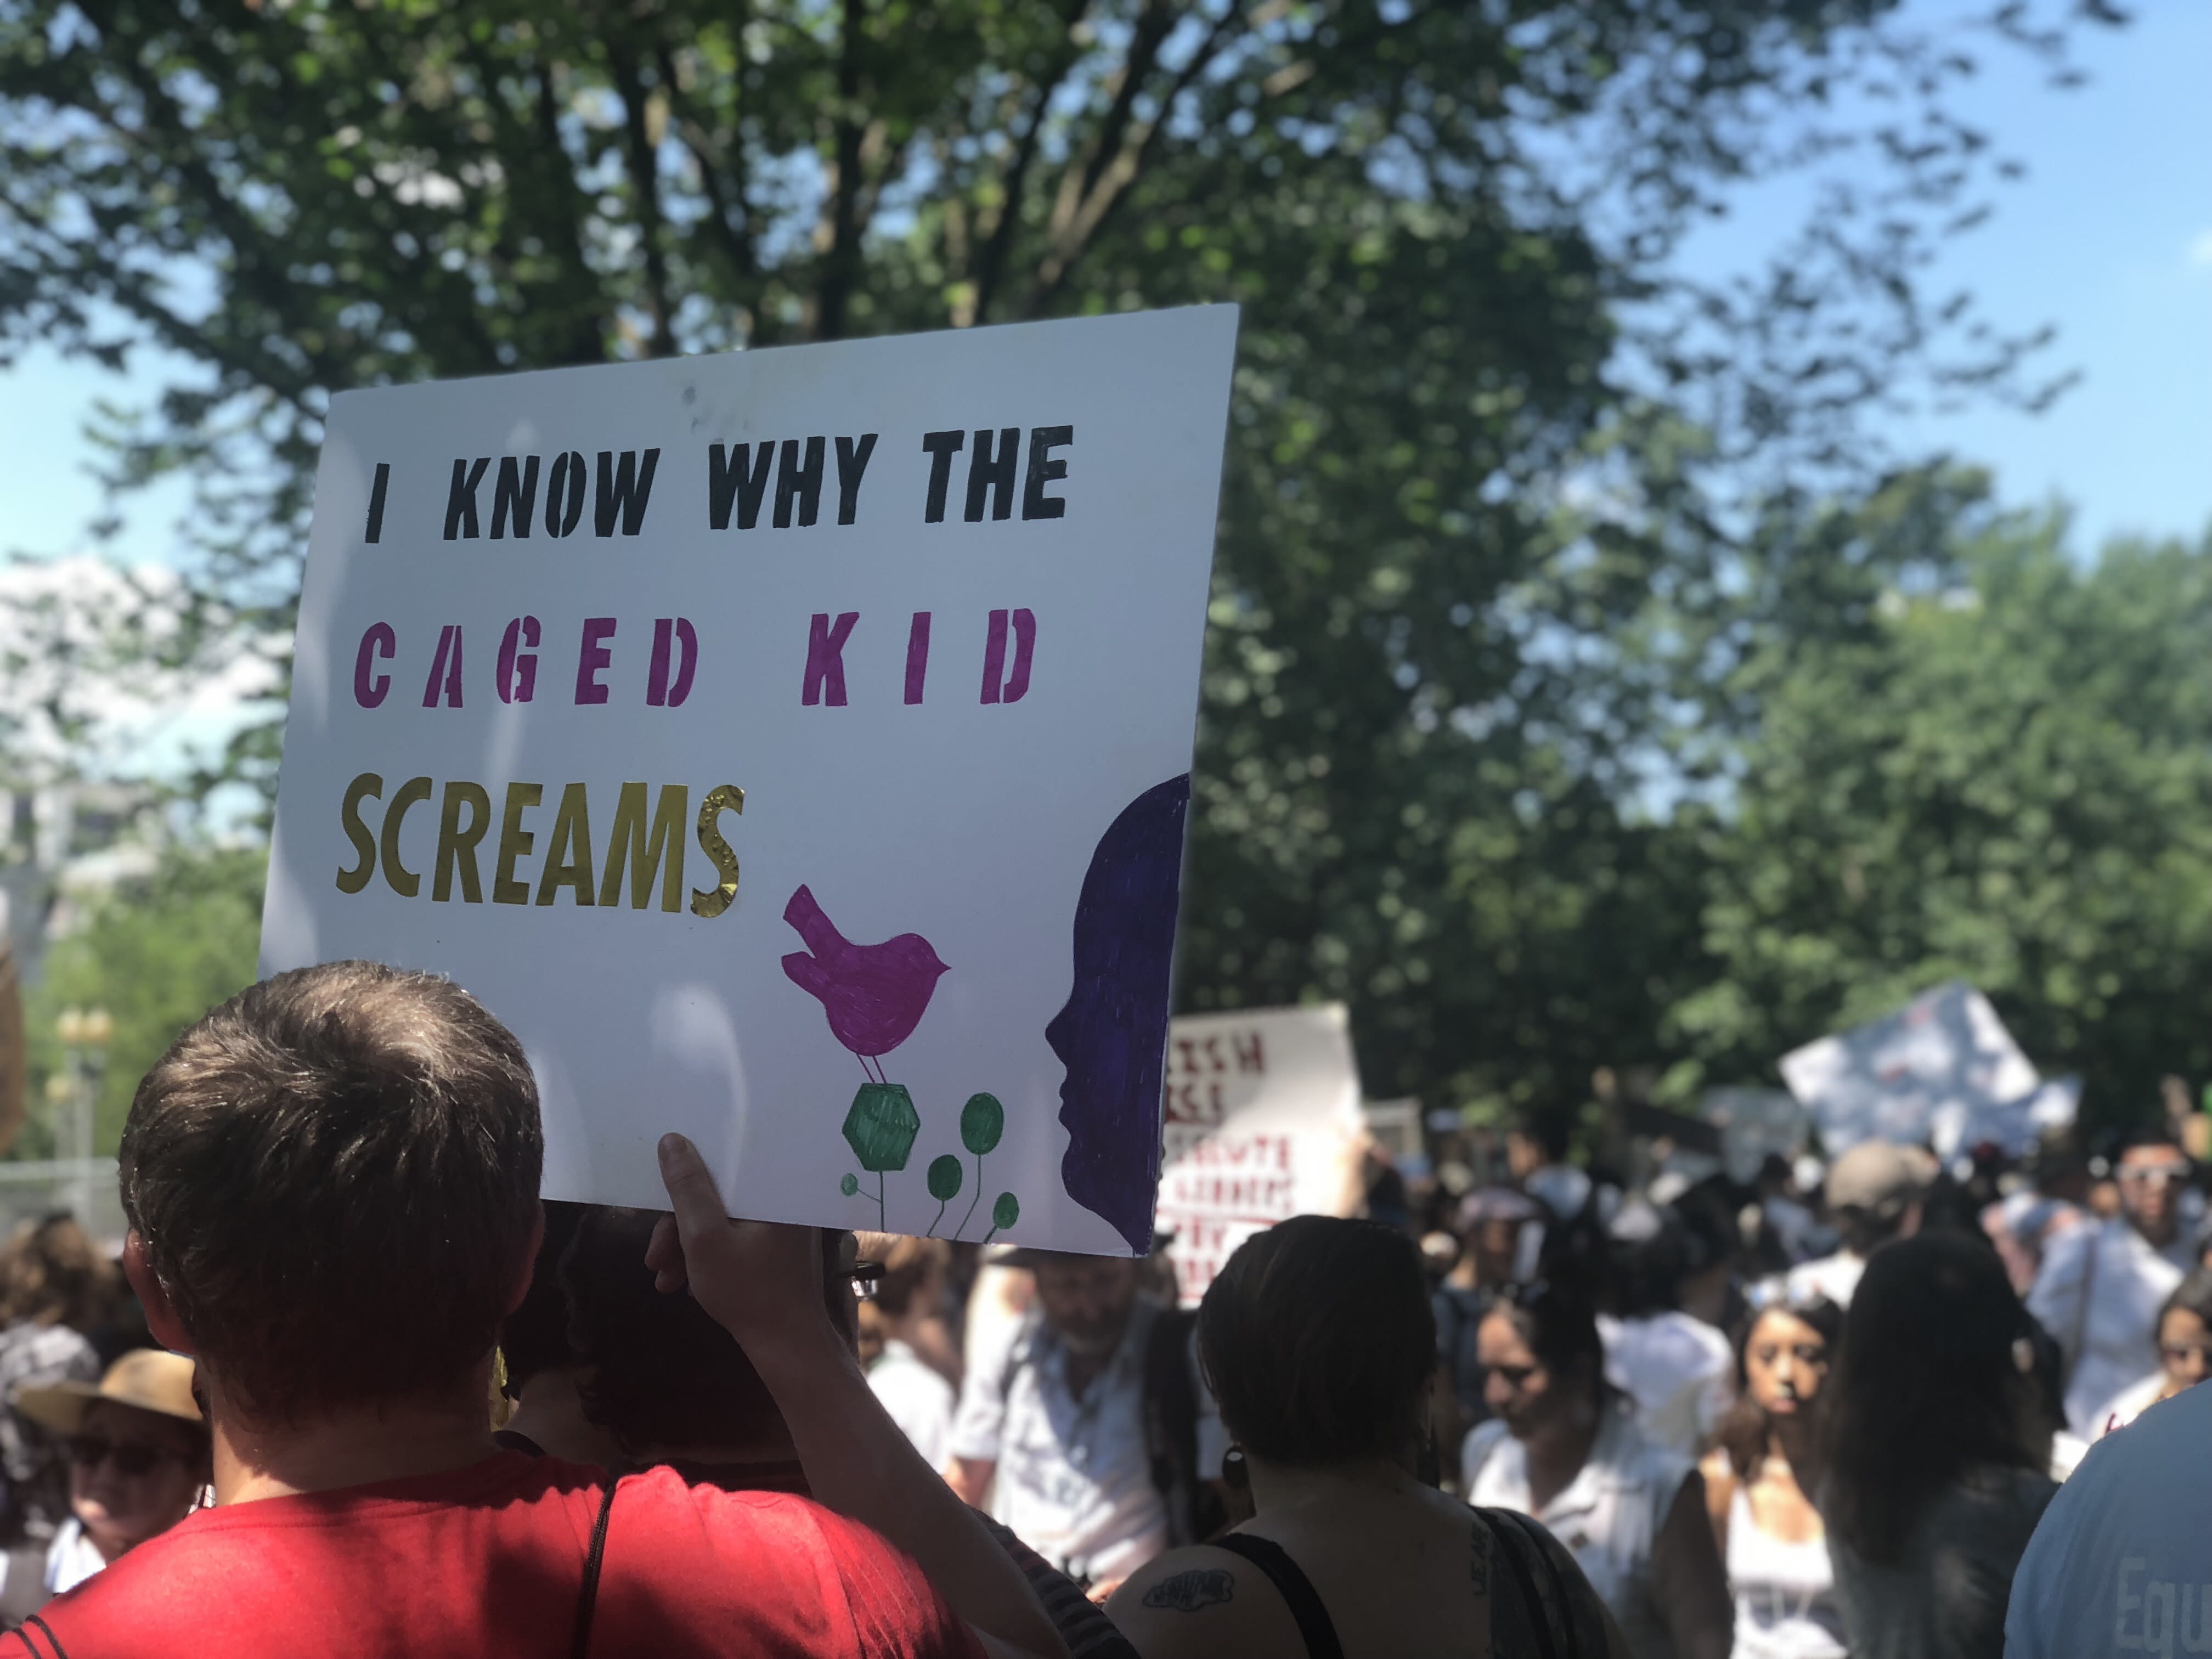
[{"left": 780, "top": 885, "right": 950, "bottom": 1083}]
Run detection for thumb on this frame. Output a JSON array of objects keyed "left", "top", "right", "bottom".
[{"left": 658, "top": 1133, "right": 731, "bottom": 1246}]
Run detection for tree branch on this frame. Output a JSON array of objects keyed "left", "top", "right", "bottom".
[
  {"left": 812, "top": 0, "right": 870, "bottom": 341},
  {"left": 973, "top": 3, "right": 1091, "bottom": 324},
  {"left": 657, "top": 42, "right": 759, "bottom": 297},
  {"left": 607, "top": 37, "right": 675, "bottom": 356}
]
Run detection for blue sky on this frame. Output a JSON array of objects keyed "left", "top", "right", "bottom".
[{"left": 1, "top": 2, "right": 2205, "bottom": 575}]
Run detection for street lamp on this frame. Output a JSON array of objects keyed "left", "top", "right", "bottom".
[{"left": 54, "top": 1006, "right": 111, "bottom": 1223}]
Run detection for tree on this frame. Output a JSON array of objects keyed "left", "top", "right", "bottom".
[
  {"left": 1662, "top": 471, "right": 2212, "bottom": 1128},
  {"left": 0, "top": 1, "right": 2106, "bottom": 1117},
  {"left": 22, "top": 844, "right": 266, "bottom": 1155}
]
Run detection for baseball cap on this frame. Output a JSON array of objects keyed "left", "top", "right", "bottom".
[{"left": 1825, "top": 1141, "right": 1937, "bottom": 1218}]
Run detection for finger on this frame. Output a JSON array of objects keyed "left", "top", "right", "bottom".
[
  {"left": 658, "top": 1132, "right": 731, "bottom": 1246},
  {"left": 645, "top": 1212, "right": 687, "bottom": 1295}
]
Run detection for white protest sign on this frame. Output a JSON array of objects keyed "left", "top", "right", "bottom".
[
  {"left": 1778, "top": 981, "right": 2067, "bottom": 1159},
  {"left": 1702, "top": 1088, "right": 1810, "bottom": 1183},
  {"left": 261, "top": 308, "right": 1238, "bottom": 1256},
  {"left": 1154, "top": 1004, "right": 1365, "bottom": 1304}
]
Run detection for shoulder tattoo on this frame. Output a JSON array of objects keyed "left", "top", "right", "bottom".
[
  {"left": 1470, "top": 1515, "right": 1493, "bottom": 1597},
  {"left": 1142, "top": 1568, "right": 1237, "bottom": 1613}
]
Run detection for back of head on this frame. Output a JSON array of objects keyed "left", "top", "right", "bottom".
[
  {"left": 1606, "top": 1198, "right": 1691, "bottom": 1318},
  {"left": 1820, "top": 1231, "right": 2045, "bottom": 1562},
  {"left": 120, "top": 961, "right": 543, "bottom": 1423},
  {"left": 500, "top": 1199, "right": 589, "bottom": 1398},
  {"left": 1824, "top": 1141, "right": 1931, "bottom": 1256},
  {"left": 1198, "top": 1216, "right": 1434, "bottom": 1467},
  {"left": 0, "top": 1214, "right": 119, "bottom": 1330},
  {"left": 854, "top": 1234, "right": 948, "bottom": 1365},
  {"left": 561, "top": 1204, "right": 786, "bottom": 1457},
  {"left": 2159, "top": 1266, "right": 2212, "bottom": 1334}
]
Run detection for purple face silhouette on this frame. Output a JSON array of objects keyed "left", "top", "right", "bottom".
[{"left": 1047, "top": 775, "right": 1191, "bottom": 1253}]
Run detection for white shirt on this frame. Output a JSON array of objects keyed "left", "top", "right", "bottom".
[
  {"left": 947, "top": 1298, "right": 1224, "bottom": 1584},
  {"left": 1784, "top": 1252, "right": 1865, "bottom": 1309},
  {"left": 43, "top": 1519, "right": 103, "bottom": 1596},
  {"left": 1726, "top": 1486, "right": 1844, "bottom": 1659},
  {"left": 1465, "top": 1404, "right": 1694, "bottom": 1659},
  {"left": 868, "top": 1339, "right": 955, "bottom": 1472},
  {"left": 1601, "top": 1311, "right": 1735, "bottom": 1458},
  {"left": 2003, "top": 1377, "right": 2212, "bottom": 1658},
  {"left": 2085, "top": 1370, "right": 2170, "bottom": 1444},
  {"left": 2025, "top": 1216, "right": 2192, "bottom": 1436}
]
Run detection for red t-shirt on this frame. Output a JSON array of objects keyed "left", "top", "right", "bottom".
[{"left": 7, "top": 1452, "right": 983, "bottom": 1658}]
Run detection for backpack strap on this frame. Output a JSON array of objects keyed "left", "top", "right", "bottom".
[
  {"left": 568, "top": 1474, "right": 619, "bottom": 1659},
  {"left": 1210, "top": 1533, "right": 1346, "bottom": 1659},
  {"left": 1477, "top": 1504, "right": 1609, "bottom": 1659}
]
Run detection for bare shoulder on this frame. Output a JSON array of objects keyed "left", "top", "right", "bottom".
[{"left": 1107, "top": 1543, "right": 1304, "bottom": 1659}]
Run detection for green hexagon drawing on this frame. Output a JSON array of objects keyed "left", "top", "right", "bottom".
[{"left": 842, "top": 1083, "right": 919, "bottom": 1172}]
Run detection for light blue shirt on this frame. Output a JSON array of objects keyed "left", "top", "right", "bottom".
[{"left": 2004, "top": 1380, "right": 2212, "bottom": 1658}]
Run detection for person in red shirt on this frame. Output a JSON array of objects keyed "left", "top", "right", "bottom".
[{"left": 5, "top": 960, "right": 1065, "bottom": 1659}]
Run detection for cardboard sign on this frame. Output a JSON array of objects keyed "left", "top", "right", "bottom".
[
  {"left": 1154, "top": 1005, "right": 1365, "bottom": 1304},
  {"left": 1702, "top": 1088, "right": 1810, "bottom": 1184},
  {"left": 1778, "top": 981, "right": 2073, "bottom": 1159},
  {"left": 261, "top": 308, "right": 1238, "bottom": 1255}
]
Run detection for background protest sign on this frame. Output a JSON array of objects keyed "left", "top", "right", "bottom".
[
  {"left": 1779, "top": 980, "right": 2075, "bottom": 1159},
  {"left": 1701, "top": 1088, "right": 1810, "bottom": 1183},
  {"left": 261, "top": 308, "right": 1237, "bottom": 1256},
  {"left": 1154, "top": 1003, "right": 1365, "bottom": 1304}
]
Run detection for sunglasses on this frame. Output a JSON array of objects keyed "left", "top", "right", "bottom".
[
  {"left": 2120, "top": 1164, "right": 2191, "bottom": 1186},
  {"left": 68, "top": 1435, "right": 182, "bottom": 1477}
]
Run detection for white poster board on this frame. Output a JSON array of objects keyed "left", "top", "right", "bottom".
[
  {"left": 1154, "top": 1005, "right": 1365, "bottom": 1304},
  {"left": 1779, "top": 981, "right": 2074, "bottom": 1159},
  {"left": 1702, "top": 1088, "right": 1810, "bottom": 1183},
  {"left": 261, "top": 308, "right": 1238, "bottom": 1256}
]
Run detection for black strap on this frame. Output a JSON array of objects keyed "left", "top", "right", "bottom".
[
  {"left": 18, "top": 1616, "right": 64, "bottom": 1659},
  {"left": 569, "top": 1476, "right": 619, "bottom": 1659},
  {"left": 1479, "top": 1506, "right": 1580, "bottom": 1659},
  {"left": 1209, "top": 1533, "right": 1345, "bottom": 1659}
]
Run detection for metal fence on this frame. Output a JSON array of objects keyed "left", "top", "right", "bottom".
[{"left": 0, "top": 1158, "right": 125, "bottom": 1249}]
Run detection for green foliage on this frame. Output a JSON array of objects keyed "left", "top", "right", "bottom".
[
  {"left": 22, "top": 846, "right": 267, "bottom": 1157},
  {"left": 0, "top": 1, "right": 2111, "bottom": 1131},
  {"left": 1660, "top": 473, "right": 2212, "bottom": 1128}
]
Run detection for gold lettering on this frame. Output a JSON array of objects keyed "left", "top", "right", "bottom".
[
  {"left": 492, "top": 782, "right": 543, "bottom": 905},
  {"left": 690, "top": 785, "right": 744, "bottom": 919},
  {"left": 336, "top": 772, "right": 382, "bottom": 894}
]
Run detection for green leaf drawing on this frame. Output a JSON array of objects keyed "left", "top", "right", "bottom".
[
  {"left": 983, "top": 1190, "right": 1020, "bottom": 1244},
  {"left": 926, "top": 1153, "right": 964, "bottom": 1236},
  {"left": 960, "top": 1093, "right": 1005, "bottom": 1156},
  {"left": 956, "top": 1092, "right": 1006, "bottom": 1240},
  {"left": 839, "top": 1172, "right": 859, "bottom": 1197}
]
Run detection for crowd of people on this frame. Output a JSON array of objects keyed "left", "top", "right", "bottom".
[{"left": 0, "top": 958, "right": 2205, "bottom": 1655}]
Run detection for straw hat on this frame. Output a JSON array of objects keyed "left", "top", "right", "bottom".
[{"left": 14, "top": 1350, "right": 202, "bottom": 1438}]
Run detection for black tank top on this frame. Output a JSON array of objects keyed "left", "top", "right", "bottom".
[{"left": 1207, "top": 1506, "right": 1604, "bottom": 1659}]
